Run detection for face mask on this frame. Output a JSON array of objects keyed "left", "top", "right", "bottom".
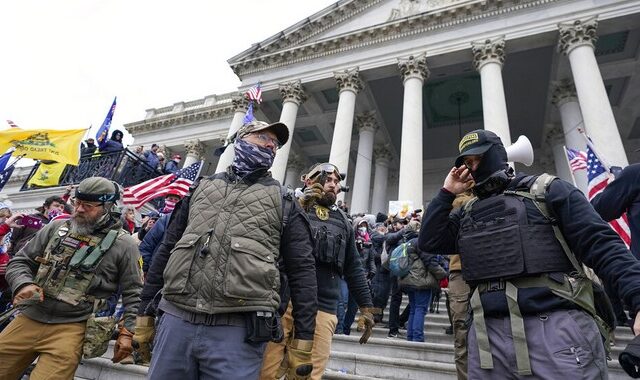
[
  {"left": 358, "top": 226, "right": 367, "bottom": 234},
  {"left": 232, "top": 138, "right": 275, "bottom": 177}
]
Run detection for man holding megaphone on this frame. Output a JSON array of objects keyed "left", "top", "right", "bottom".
[{"left": 418, "top": 129, "right": 640, "bottom": 378}]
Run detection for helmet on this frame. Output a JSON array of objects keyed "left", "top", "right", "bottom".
[
  {"left": 75, "top": 177, "right": 120, "bottom": 203},
  {"left": 301, "top": 163, "right": 344, "bottom": 183}
]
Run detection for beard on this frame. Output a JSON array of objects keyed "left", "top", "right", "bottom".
[
  {"left": 70, "top": 212, "right": 103, "bottom": 235},
  {"left": 316, "top": 191, "right": 337, "bottom": 208}
]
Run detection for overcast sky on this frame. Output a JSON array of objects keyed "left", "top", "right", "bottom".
[{"left": 0, "top": 0, "right": 336, "bottom": 144}]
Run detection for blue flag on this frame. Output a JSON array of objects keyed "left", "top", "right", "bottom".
[
  {"left": 96, "top": 97, "right": 117, "bottom": 142},
  {"left": 243, "top": 101, "right": 255, "bottom": 125},
  {"left": 0, "top": 165, "right": 14, "bottom": 192},
  {"left": 0, "top": 151, "right": 11, "bottom": 173}
]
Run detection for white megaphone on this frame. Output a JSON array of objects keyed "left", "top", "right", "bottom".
[{"left": 506, "top": 135, "right": 534, "bottom": 166}]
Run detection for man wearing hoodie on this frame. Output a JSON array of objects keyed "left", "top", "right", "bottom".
[{"left": 98, "top": 130, "right": 124, "bottom": 153}]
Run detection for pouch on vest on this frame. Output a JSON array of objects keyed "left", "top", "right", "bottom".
[
  {"left": 83, "top": 300, "right": 116, "bottom": 359},
  {"left": 313, "top": 226, "right": 346, "bottom": 274}
]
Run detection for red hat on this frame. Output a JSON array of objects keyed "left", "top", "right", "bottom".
[{"left": 173, "top": 154, "right": 182, "bottom": 160}]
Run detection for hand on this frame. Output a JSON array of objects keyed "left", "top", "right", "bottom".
[
  {"left": 443, "top": 166, "right": 474, "bottom": 195},
  {"left": 300, "top": 183, "right": 324, "bottom": 209},
  {"left": 5, "top": 213, "right": 24, "bottom": 229},
  {"left": 358, "top": 307, "right": 376, "bottom": 344},
  {"left": 112, "top": 327, "right": 134, "bottom": 363},
  {"left": 132, "top": 316, "right": 155, "bottom": 365},
  {"left": 634, "top": 312, "right": 640, "bottom": 336},
  {"left": 276, "top": 339, "right": 313, "bottom": 380},
  {"left": 13, "top": 284, "right": 43, "bottom": 305}
]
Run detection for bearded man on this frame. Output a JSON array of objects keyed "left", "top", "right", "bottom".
[{"left": 0, "top": 177, "right": 143, "bottom": 379}]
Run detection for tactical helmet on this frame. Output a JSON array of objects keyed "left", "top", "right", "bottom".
[
  {"left": 301, "top": 163, "right": 344, "bottom": 183},
  {"left": 75, "top": 177, "right": 121, "bottom": 203}
]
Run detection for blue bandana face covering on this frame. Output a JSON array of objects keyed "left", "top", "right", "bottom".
[{"left": 232, "top": 138, "right": 276, "bottom": 177}]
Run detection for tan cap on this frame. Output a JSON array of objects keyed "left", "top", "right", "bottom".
[{"left": 237, "top": 120, "right": 289, "bottom": 146}]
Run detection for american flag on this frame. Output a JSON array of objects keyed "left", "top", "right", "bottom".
[
  {"left": 122, "top": 161, "right": 202, "bottom": 209},
  {"left": 6, "top": 120, "right": 19, "bottom": 128},
  {"left": 244, "top": 83, "right": 262, "bottom": 104},
  {"left": 586, "top": 142, "right": 631, "bottom": 247},
  {"left": 565, "top": 147, "right": 587, "bottom": 172}
]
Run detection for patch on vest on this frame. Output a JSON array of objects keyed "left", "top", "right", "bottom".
[{"left": 315, "top": 205, "right": 330, "bottom": 221}]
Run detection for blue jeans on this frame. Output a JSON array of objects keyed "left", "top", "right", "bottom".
[
  {"left": 335, "top": 280, "right": 350, "bottom": 334},
  {"left": 407, "top": 289, "right": 432, "bottom": 342}
]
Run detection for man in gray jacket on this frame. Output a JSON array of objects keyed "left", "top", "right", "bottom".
[{"left": 0, "top": 177, "right": 143, "bottom": 379}]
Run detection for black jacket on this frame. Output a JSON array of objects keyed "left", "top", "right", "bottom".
[
  {"left": 419, "top": 174, "right": 640, "bottom": 316},
  {"left": 591, "top": 163, "right": 640, "bottom": 259},
  {"left": 140, "top": 170, "right": 318, "bottom": 340}
]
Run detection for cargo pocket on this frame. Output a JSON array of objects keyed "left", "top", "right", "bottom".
[
  {"left": 224, "top": 236, "right": 277, "bottom": 301},
  {"left": 163, "top": 236, "right": 201, "bottom": 295}
]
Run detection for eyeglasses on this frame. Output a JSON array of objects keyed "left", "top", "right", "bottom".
[
  {"left": 250, "top": 132, "right": 281, "bottom": 149},
  {"left": 72, "top": 199, "right": 103, "bottom": 211}
]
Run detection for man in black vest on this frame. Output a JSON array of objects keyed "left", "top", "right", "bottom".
[
  {"left": 260, "top": 163, "right": 375, "bottom": 380},
  {"left": 419, "top": 129, "right": 640, "bottom": 378}
]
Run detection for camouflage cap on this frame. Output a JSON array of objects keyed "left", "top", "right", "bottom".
[
  {"left": 75, "top": 177, "right": 121, "bottom": 203},
  {"left": 237, "top": 120, "right": 289, "bottom": 146}
]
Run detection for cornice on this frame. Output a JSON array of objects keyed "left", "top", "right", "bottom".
[
  {"left": 230, "top": 0, "right": 560, "bottom": 77},
  {"left": 125, "top": 102, "right": 235, "bottom": 136}
]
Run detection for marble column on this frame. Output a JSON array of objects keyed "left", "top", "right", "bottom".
[
  {"left": 558, "top": 17, "right": 628, "bottom": 167},
  {"left": 284, "top": 153, "right": 305, "bottom": 189},
  {"left": 545, "top": 124, "right": 574, "bottom": 185},
  {"left": 183, "top": 139, "right": 206, "bottom": 168},
  {"left": 398, "top": 54, "right": 428, "bottom": 208},
  {"left": 271, "top": 80, "right": 307, "bottom": 183},
  {"left": 328, "top": 68, "right": 364, "bottom": 199},
  {"left": 551, "top": 79, "right": 588, "bottom": 193},
  {"left": 215, "top": 94, "right": 249, "bottom": 173},
  {"left": 472, "top": 37, "right": 512, "bottom": 147},
  {"left": 350, "top": 111, "right": 379, "bottom": 215},
  {"left": 370, "top": 145, "right": 392, "bottom": 215}
]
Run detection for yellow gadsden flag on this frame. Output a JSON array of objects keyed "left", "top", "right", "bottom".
[
  {"left": 27, "top": 161, "right": 67, "bottom": 187},
  {"left": 0, "top": 128, "right": 86, "bottom": 165}
]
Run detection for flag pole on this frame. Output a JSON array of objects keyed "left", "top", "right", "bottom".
[
  {"left": 578, "top": 128, "right": 611, "bottom": 172},
  {"left": 563, "top": 145, "right": 579, "bottom": 187}
]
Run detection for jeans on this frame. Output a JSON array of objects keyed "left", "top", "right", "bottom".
[
  {"left": 406, "top": 288, "right": 432, "bottom": 342},
  {"left": 335, "top": 280, "right": 350, "bottom": 334}
]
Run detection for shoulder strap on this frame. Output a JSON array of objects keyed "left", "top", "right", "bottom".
[
  {"left": 280, "top": 186, "right": 295, "bottom": 235},
  {"left": 462, "top": 196, "right": 479, "bottom": 214}
]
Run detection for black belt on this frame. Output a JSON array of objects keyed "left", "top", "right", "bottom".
[{"left": 159, "top": 298, "right": 247, "bottom": 327}]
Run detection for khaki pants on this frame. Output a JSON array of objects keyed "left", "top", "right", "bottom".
[
  {"left": 0, "top": 313, "right": 86, "bottom": 380},
  {"left": 260, "top": 304, "right": 337, "bottom": 380},
  {"left": 448, "top": 271, "right": 470, "bottom": 380}
]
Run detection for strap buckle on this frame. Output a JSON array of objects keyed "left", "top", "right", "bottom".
[{"left": 486, "top": 280, "right": 505, "bottom": 292}]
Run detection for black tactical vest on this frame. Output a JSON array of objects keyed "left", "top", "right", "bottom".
[
  {"left": 307, "top": 205, "right": 350, "bottom": 275},
  {"left": 458, "top": 193, "right": 574, "bottom": 285}
]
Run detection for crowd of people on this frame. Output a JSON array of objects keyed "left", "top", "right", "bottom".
[{"left": 0, "top": 121, "right": 640, "bottom": 380}]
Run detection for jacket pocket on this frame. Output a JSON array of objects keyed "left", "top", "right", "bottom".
[
  {"left": 163, "top": 235, "right": 201, "bottom": 295},
  {"left": 224, "top": 236, "right": 278, "bottom": 301}
]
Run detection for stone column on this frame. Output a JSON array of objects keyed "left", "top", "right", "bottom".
[
  {"left": 472, "top": 37, "right": 512, "bottom": 147},
  {"left": 398, "top": 54, "right": 428, "bottom": 208},
  {"left": 544, "top": 124, "right": 574, "bottom": 184},
  {"left": 284, "top": 153, "right": 305, "bottom": 189},
  {"left": 350, "top": 111, "right": 379, "bottom": 215},
  {"left": 215, "top": 94, "right": 249, "bottom": 173},
  {"left": 271, "top": 80, "right": 307, "bottom": 183},
  {"left": 558, "top": 17, "right": 628, "bottom": 167},
  {"left": 328, "top": 68, "right": 364, "bottom": 198},
  {"left": 551, "top": 79, "right": 588, "bottom": 193},
  {"left": 183, "top": 139, "right": 205, "bottom": 168},
  {"left": 370, "top": 145, "right": 392, "bottom": 215}
]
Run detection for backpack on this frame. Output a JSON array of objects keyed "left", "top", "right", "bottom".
[{"left": 389, "top": 242, "right": 411, "bottom": 278}]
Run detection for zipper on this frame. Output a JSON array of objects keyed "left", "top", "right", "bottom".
[{"left": 570, "top": 346, "right": 581, "bottom": 365}]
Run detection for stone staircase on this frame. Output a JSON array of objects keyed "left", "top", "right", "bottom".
[{"left": 74, "top": 297, "right": 634, "bottom": 379}]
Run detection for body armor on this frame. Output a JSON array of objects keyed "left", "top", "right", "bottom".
[
  {"left": 307, "top": 205, "right": 350, "bottom": 274},
  {"left": 458, "top": 192, "right": 574, "bottom": 285}
]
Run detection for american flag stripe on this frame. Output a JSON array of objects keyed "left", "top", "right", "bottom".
[
  {"left": 245, "top": 83, "right": 262, "bottom": 104},
  {"left": 122, "top": 174, "right": 175, "bottom": 206}
]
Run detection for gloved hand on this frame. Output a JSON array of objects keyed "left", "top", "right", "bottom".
[
  {"left": 132, "top": 316, "right": 155, "bottom": 365},
  {"left": 275, "top": 339, "right": 313, "bottom": 380},
  {"left": 358, "top": 307, "right": 376, "bottom": 344},
  {"left": 300, "top": 183, "right": 324, "bottom": 209},
  {"left": 620, "top": 335, "right": 640, "bottom": 378},
  {"left": 112, "top": 327, "right": 134, "bottom": 363},
  {"left": 13, "top": 284, "right": 44, "bottom": 305}
]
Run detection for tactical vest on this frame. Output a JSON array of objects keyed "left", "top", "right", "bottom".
[
  {"left": 458, "top": 191, "right": 574, "bottom": 285},
  {"left": 34, "top": 222, "right": 120, "bottom": 306},
  {"left": 306, "top": 205, "right": 350, "bottom": 275},
  {"left": 162, "top": 174, "right": 283, "bottom": 314}
]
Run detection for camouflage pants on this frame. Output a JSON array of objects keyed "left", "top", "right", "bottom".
[{"left": 0, "top": 313, "right": 85, "bottom": 380}]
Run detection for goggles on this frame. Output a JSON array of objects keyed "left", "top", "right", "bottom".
[{"left": 302, "top": 163, "right": 343, "bottom": 182}]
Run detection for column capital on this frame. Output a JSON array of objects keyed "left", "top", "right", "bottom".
[
  {"left": 184, "top": 139, "right": 206, "bottom": 158},
  {"left": 398, "top": 53, "right": 429, "bottom": 83},
  {"left": 471, "top": 37, "right": 506, "bottom": 71},
  {"left": 231, "top": 93, "right": 249, "bottom": 113},
  {"left": 279, "top": 80, "right": 308, "bottom": 106},
  {"left": 355, "top": 111, "right": 379, "bottom": 134},
  {"left": 374, "top": 145, "right": 392, "bottom": 165},
  {"left": 558, "top": 16, "right": 598, "bottom": 56},
  {"left": 551, "top": 79, "right": 578, "bottom": 107},
  {"left": 544, "top": 124, "right": 565, "bottom": 147},
  {"left": 334, "top": 68, "right": 364, "bottom": 95}
]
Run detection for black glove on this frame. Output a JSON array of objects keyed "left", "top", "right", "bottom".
[{"left": 620, "top": 334, "right": 640, "bottom": 378}]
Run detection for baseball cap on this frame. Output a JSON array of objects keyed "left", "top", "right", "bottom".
[
  {"left": 75, "top": 177, "right": 120, "bottom": 203},
  {"left": 237, "top": 120, "right": 289, "bottom": 147},
  {"left": 455, "top": 130, "right": 504, "bottom": 167}
]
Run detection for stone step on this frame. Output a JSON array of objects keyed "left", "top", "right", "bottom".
[{"left": 327, "top": 351, "right": 457, "bottom": 380}]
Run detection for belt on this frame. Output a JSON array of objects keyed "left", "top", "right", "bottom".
[{"left": 159, "top": 298, "right": 247, "bottom": 327}]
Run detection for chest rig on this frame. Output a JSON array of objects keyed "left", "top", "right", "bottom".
[
  {"left": 34, "top": 222, "right": 120, "bottom": 306},
  {"left": 307, "top": 205, "right": 350, "bottom": 275}
]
